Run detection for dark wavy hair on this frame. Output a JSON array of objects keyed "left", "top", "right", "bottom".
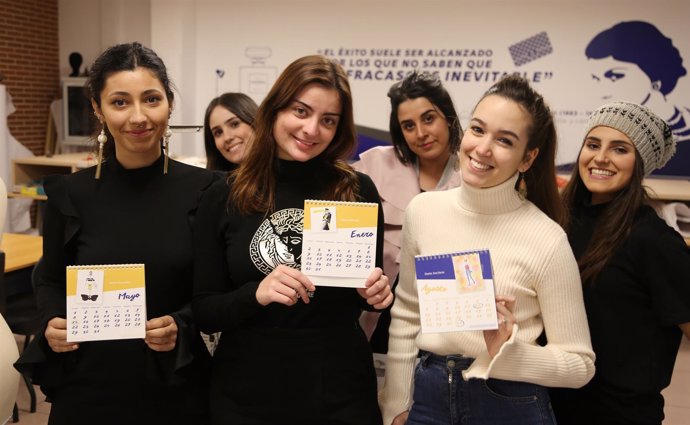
[
  {"left": 203, "top": 92, "right": 258, "bottom": 171},
  {"left": 230, "top": 55, "right": 359, "bottom": 215},
  {"left": 86, "top": 42, "right": 174, "bottom": 158},
  {"left": 477, "top": 75, "right": 564, "bottom": 225},
  {"left": 387, "top": 71, "right": 462, "bottom": 164},
  {"left": 562, "top": 147, "right": 649, "bottom": 284}
]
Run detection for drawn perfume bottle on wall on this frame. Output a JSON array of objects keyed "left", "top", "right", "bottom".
[{"left": 240, "top": 46, "right": 278, "bottom": 105}]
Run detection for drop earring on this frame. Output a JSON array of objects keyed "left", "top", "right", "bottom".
[
  {"left": 95, "top": 125, "right": 107, "bottom": 179},
  {"left": 163, "top": 126, "right": 172, "bottom": 175},
  {"left": 518, "top": 172, "right": 527, "bottom": 199}
]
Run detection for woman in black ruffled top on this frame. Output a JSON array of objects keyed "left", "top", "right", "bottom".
[{"left": 15, "top": 43, "right": 214, "bottom": 424}]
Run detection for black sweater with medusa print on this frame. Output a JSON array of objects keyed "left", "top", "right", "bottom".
[
  {"left": 192, "top": 158, "right": 384, "bottom": 332},
  {"left": 191, "top": 158, "right": 385, "bottom": 424}
]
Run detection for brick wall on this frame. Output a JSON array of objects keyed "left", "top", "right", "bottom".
[{"left": 0, "top": 0, "right": 59, "bottom": 155}]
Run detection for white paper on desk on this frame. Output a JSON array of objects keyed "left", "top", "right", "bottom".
[{"left": 301, "top": 200, "right": 378, "bottom": 288}]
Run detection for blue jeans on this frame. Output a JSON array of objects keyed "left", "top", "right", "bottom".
[{"left": 407, "top": 351, "right": 557, "bottom": 425}]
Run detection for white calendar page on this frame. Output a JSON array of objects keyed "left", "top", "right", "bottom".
[
  {"left": 302, "top": 200, "right": 378, "bottom": 288},
  {"left": 66, "top": 264, "right": 146, "bottom": 342},
  {"left": 415, "top": 250, "right": 498, "bottom": 333}
]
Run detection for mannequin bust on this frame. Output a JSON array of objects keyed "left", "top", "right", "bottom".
[{"left": 69, "top": 52, "right": 83, "bottom": 77}]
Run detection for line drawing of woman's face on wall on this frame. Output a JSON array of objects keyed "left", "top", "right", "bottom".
[
  {"left": 588, "top": 56, "right": 656, "bottom": 105},
  {"left": 585, "top": 20, "right": 687, "bottom": 118},
  {"left": 584, "top": 20, "right": 690, "bottom": 175}
]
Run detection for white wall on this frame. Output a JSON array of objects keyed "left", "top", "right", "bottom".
[
  {"left": 60, "top": 0, "right": 690, "bottom": 164},
  {"left": 58, "top": 0, "right": 101, "bottom": 78},
  {"left": 151, "top": 0, "right": 199, "bottom": 156},
  {"left": 59, "top": 0, "right": 151, "bottom": 78}
]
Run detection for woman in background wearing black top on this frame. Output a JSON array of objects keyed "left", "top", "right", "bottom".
[
  {"left": 551, "top": 101, "right": 690, "bottom": 425},
  {"left": 15, "top": 42, "right": 213, "bottom": 424},
  {"left": 203, "top": 92, "right": 258, "bottom": 171},
  {"left": 192, "top": 55, "right": 393, "bottom": 425}
]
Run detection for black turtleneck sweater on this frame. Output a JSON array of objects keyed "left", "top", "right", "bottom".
[
  {"left": 16, "top": 155, "right": 216, "bottom": 424},
  {"left": 192, "top": 158, "right": 384, "bottom": 425},
  {"left": 551, "top": 203, "right": 690, "bottom": 425}
]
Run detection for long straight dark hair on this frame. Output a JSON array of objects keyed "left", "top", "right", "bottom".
[
  {"left": 203, "top": 92, "right": 258, "bottom": 171},
  {"left": 479, "top": 75, "right": 565, "bottom": 225},
  {"left": 561, "top": 149, "right": 649, "bottom": 283},
  {"left": 230, "top": 55, "right": 359, "bottom": 215}
]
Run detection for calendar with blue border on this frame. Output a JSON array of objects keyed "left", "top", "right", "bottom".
[{"left": 415, "top": 249, "right": 498, "bottom": 333}]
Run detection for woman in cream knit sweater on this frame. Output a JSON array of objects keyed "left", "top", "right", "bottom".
[{"left": 380, "top": 76, "right": 595, "bottom": 425}]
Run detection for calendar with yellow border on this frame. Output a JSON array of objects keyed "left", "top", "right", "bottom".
[
  {"left": 302, "top": 200, "right": 378, "bottom": 288},
  {"left": 66, "top": 264, "right": 146, "bottom": 342}
]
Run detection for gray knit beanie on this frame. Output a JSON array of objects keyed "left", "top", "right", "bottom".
[{"left": 583, "top": 101, "right": 676, "bottom": 176}]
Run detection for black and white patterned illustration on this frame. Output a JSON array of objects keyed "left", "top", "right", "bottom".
[{"left": 509, "top": 32, "right": 553, "bottom": 66}]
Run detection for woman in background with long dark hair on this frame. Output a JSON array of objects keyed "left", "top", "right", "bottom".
[{"left": 203, "top": 92, "right": 258, "bottom": 171}]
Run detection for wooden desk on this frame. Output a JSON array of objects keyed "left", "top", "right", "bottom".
[
  {"left": 1, "top": 233, "right": 43, "bottom": 273},
  {"left": 557, "top": 174, "right": 690, "bottom": 202},
  {"left": 643, "top": 178, "right": 690, "bottom": 202},
  {"left": 10, "top": 153, "right": 97, "bottom": 199},
  {"left": 9, "top": 154, "right": 205, "bottom": 200}
]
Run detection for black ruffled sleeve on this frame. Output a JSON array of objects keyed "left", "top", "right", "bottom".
[
  {"left": 143, "top": 168, "right": 218, "bottom": 385},
  {"left": 14, "top": 173, "right": 81, "bottom": 394}
]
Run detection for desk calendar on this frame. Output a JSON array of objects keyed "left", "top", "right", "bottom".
[
  {"left": 415, "top": 249, "right": 498, "bottom": 333},
  {"left": 66, "top": 264, "right": 146, "bottom": 342},
  {"left": 302, "top": 200, "right": 378, "bottom": 288}
]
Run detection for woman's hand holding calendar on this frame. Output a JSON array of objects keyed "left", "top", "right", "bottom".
[
  {"left": 256, "top": 264, "right": 316, "bottom": 306},
  {"left": 45, "top": 317, "right": 79, "bottom": 352},
  {"left": 145, "top": 315, "right": 178, "bottom": 352},
  {"left": 357, "top": 267, "right": 393, "bottom": 310},
  {"left": 483, "top": 295, "right": 516, "bottom": 358}
]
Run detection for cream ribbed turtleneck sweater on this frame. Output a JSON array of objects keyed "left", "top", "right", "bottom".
[{"left": 379, "top": 174, "right": 595, "bottom": 424}]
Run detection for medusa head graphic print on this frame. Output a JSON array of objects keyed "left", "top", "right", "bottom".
[{"left": 250, "top": 208, "right": 304, "bottom": 275}]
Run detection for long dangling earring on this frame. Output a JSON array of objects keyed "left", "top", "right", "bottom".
[
  {"left": 163, "top": 126, "right": 172, "bottom": 175},
  {"left": 518, "top": 172, "right": 528, "bottom": 199},
  {"left": 95, "top": 125, "right": 107, "bottom": 179}
]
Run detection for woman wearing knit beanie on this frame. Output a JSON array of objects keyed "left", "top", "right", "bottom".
[
  {"left": 380, "top": 75, "right": 595, "bottom": 425},
  {"left": 551, "top": 101, "right": 690, "bottom": 425}
]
